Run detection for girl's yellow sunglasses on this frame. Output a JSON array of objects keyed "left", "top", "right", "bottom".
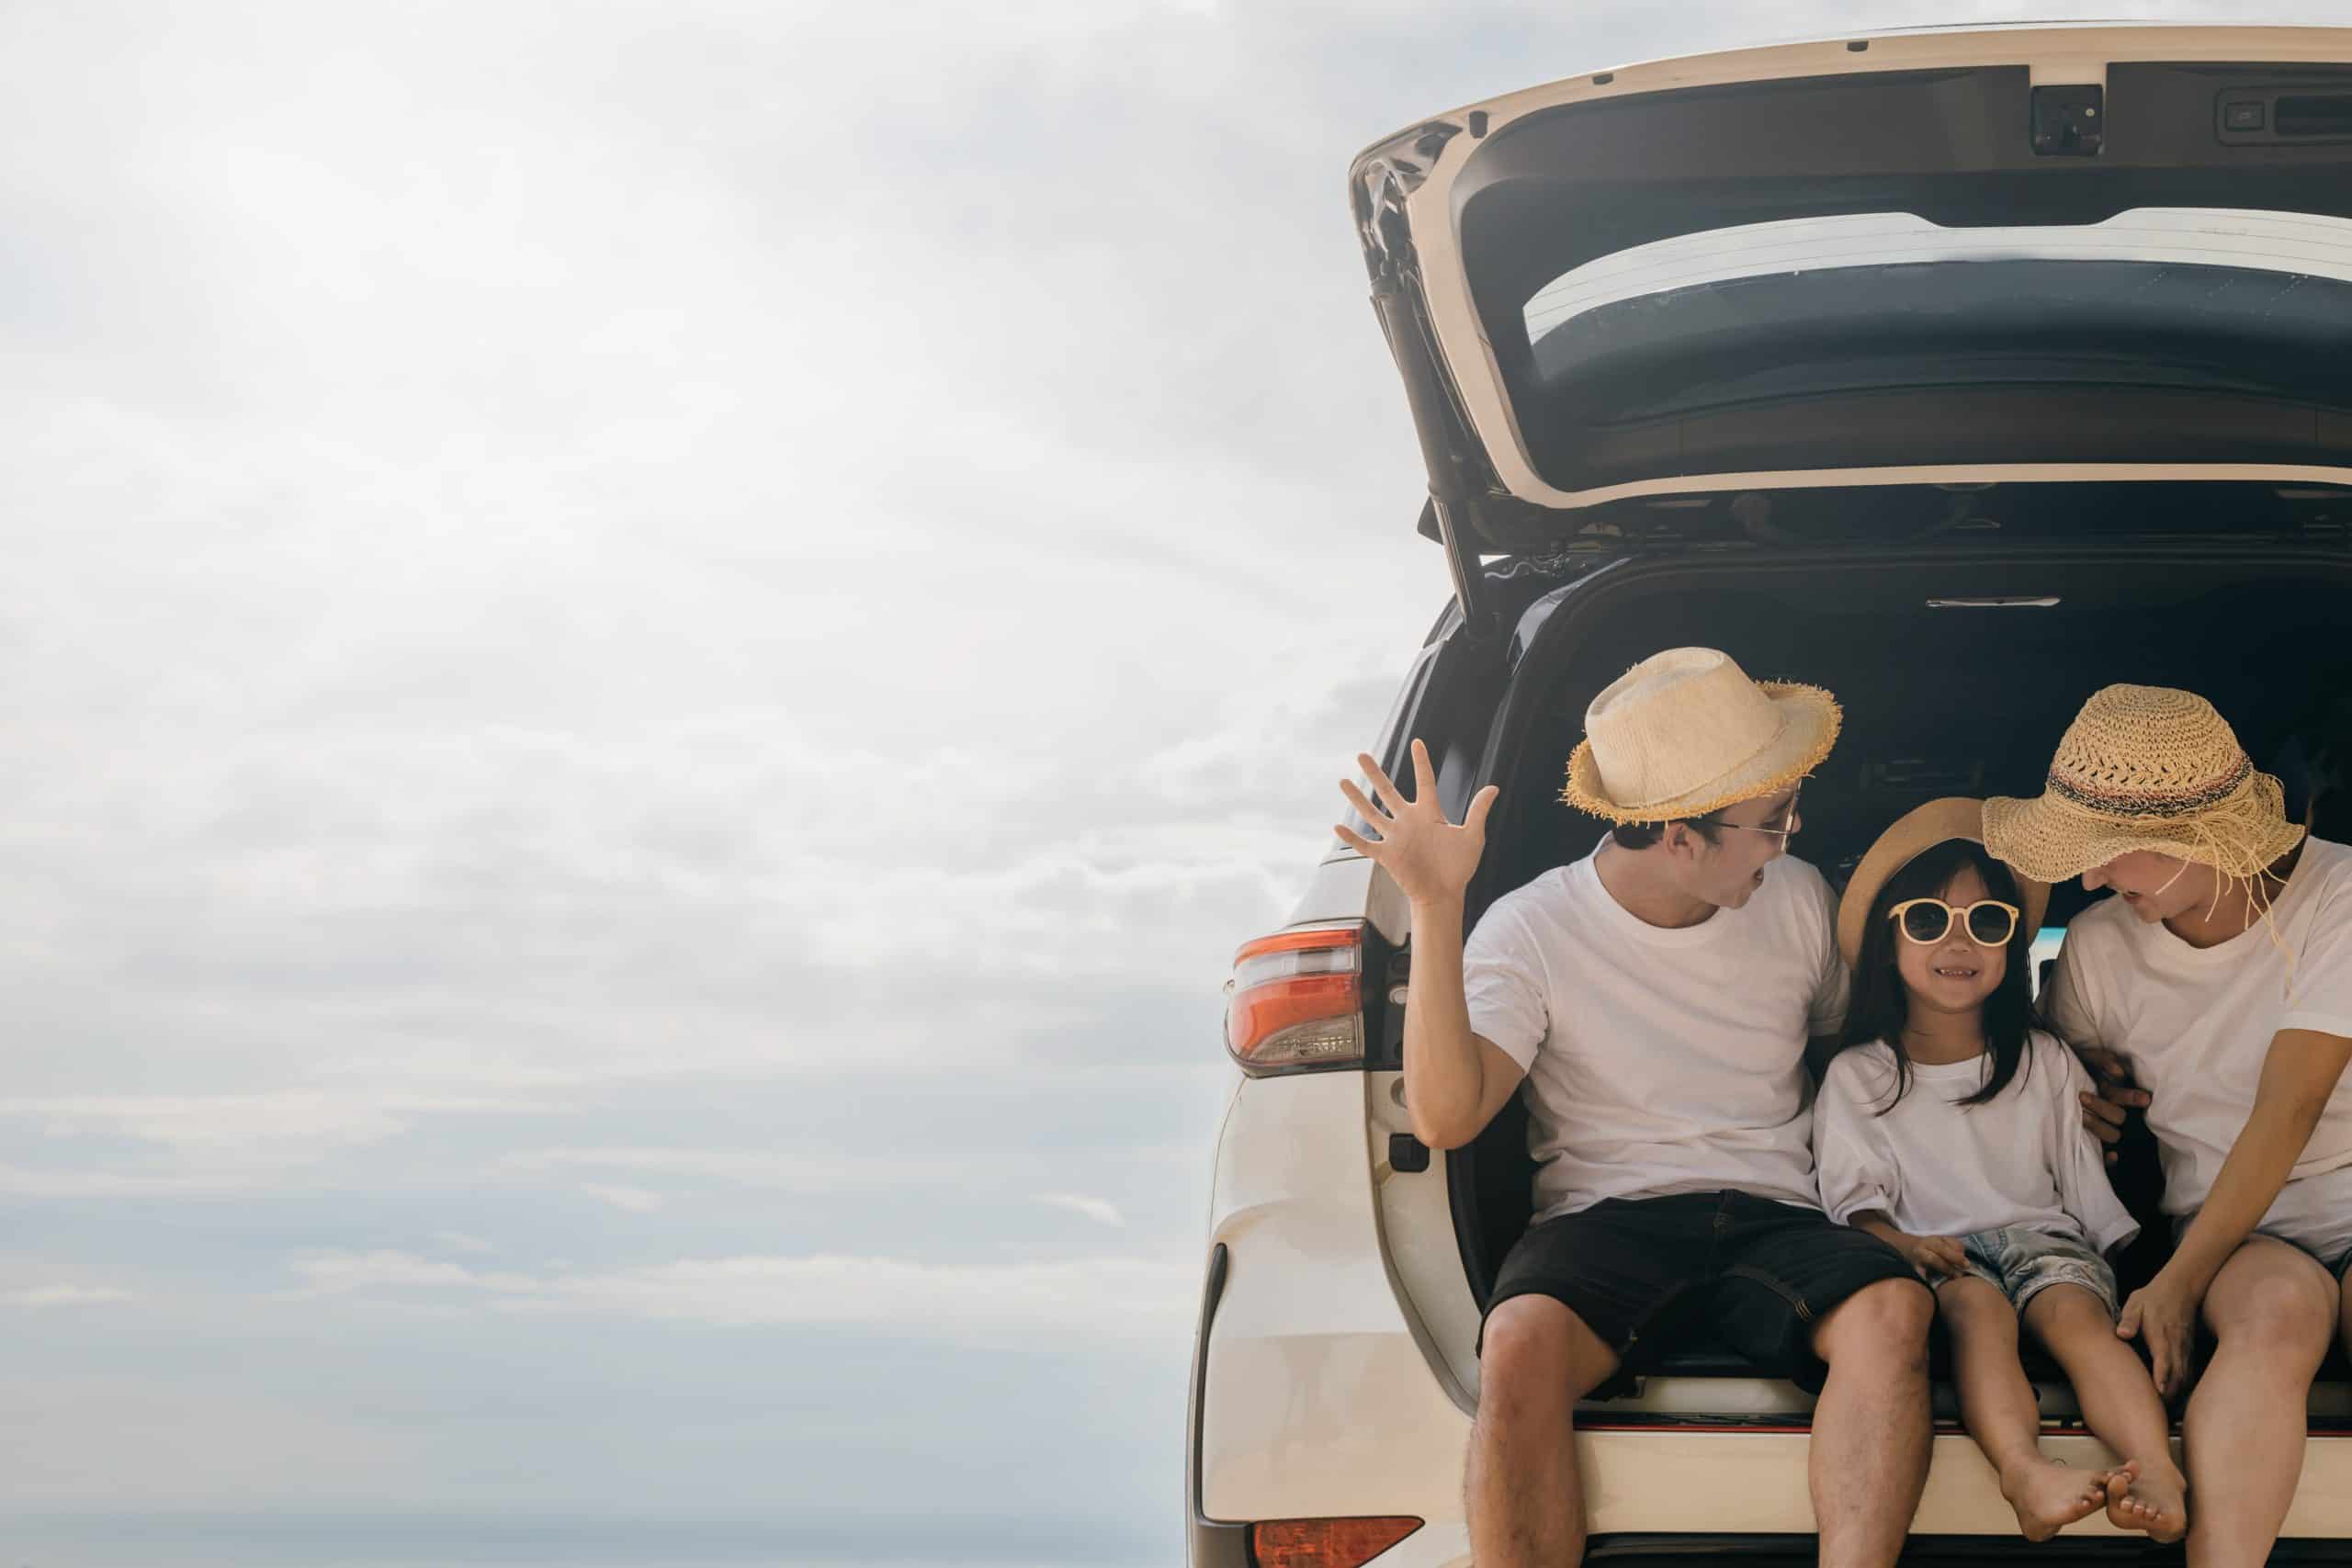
[{"left": 1886, "top": 897, "right": 2020, "bottom": 947}]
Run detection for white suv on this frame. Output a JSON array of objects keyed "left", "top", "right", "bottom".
[{"left": 1190, "top": 23, "right": 2352, "bottom": 1568}]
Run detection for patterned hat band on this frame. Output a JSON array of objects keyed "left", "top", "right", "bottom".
[{"left": 2044, "top": 750, "right": 2255, "bottom": 820}]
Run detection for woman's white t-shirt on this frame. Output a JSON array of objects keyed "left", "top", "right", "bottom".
[
  {"left": 1815, "top": 1031, "right": 2139, "bottom": 1253},
  {"left": 1462, "top": 844, "right": 1848, "bottom": 1224},
  {"left": 2043, "top": 836, "right": 2352, "bottom": 1258}
]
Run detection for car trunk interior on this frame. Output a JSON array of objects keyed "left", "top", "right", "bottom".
[{"left": 1447, "top": 532, "right": 2352, "bottom": 1395}]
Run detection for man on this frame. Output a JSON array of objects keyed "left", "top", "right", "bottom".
[
  {"left": 1988, "top": 683, "right": 2352, "bottom": 1568},
  {"left": 1336, "top": 647, "right": 1933, "bottom": 1568}
]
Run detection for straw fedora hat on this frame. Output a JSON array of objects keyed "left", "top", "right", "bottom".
[
  {"left": 1560, "top": 647, "right": 1840, "bottom": 824},
  {"left": 1982, "top": 684, "right": 2305, "bottom": 886},
  {"left": 1837, "top": 797, "right": 2051, "bottom": 967}
]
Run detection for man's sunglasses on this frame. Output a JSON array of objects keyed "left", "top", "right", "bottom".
[
  {"left": 1715, "top": 788, "right": 1803, "bottom": 845},
  {"left": 1886, "top": 897, "right": 2021, "bottom": 948}
]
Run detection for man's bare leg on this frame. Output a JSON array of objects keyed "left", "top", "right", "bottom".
[
  {"left": 2182, "top": 1237, "right": 2336, "bottom": 1568},
  {"left": 1808, "top": 1277, "right": 1934, "bottom": 1568},
  {"left": 1939, "top": 1278, "right": 2109, "bottom": 1540},
  {"left": 1468, "top": 1294, "right": 1620, "bottom": 1568},
  {"left": 2023, "top": 1282, "right": 2186, "bottom": 1541}
]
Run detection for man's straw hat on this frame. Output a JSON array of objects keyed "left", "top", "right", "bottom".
[
  {"left": 1838, "top": 797, "right": 2050, "bottom": 967},
  {"left": 1561, "top": 648, "right": 1840, "bottom": 824},
  {"left": 1983, "top": 684, "right": 2305, "bottom": 885}
]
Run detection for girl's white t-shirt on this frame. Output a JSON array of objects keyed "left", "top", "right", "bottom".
[
  {"left": 1463, "top": 844, "right": 1848, "bottom": 1224},
  {"left": 1814, "top": 1031, "right": 2140, "bottom": 1253},
  {"left": 2043, "top": 836, "right": 2352, "bottom": 1258}
]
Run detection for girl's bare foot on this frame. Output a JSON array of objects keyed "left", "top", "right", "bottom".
[
  {"left": 2106, "top": 1462, "right": 2189, "bottom": 1544},
  {"left": 1998, "top": 1455, "right": 2110, "bottom": 1541}
]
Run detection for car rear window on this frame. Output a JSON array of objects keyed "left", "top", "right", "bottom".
[{"left": 1523, "top": 208, "right": 2352, "bottom": 347}]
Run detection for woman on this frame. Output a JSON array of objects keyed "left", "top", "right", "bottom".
[{"left": 1986, "top": 683, "right": 2352, "bottom": 1567}]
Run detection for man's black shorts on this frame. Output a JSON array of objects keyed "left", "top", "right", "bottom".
[{"left": 1481, "top": 1190, "right": 1922, "bottom": 1393}]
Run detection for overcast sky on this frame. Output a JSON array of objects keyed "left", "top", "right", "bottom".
[{"left": 6, "top": 3, "right": 2343, "bottom": 1565}]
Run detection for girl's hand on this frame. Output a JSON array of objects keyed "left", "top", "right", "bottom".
[
  {"left": 1894, "top": 1233, "right": 1969, "bottom": 1280},
  {"left": 1334, "top": 740, "right": 1499, "bottom": 907},
  {"left": 2117, "top": 1269, "right": 2201, "bottom": 1399}
]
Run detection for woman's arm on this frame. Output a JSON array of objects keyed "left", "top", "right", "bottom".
[{"left": 2119, "top": 1026, "right": 2352, "bottom": 1395}]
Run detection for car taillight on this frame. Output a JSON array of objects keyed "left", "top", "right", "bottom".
[
  {"left": 1225, "top": 924, "right": 1363, "bottom": 1075},
  {"left": 1249, "top": 1516, "right": 1423, "bottom": 1568}
]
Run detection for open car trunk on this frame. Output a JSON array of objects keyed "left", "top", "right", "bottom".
[
  {"left": 1347, "top": 23, "right": 2352, "bottom": 615},
  {"left": 1407, "top": 522, "right": 2352, "bottom": 1419}
]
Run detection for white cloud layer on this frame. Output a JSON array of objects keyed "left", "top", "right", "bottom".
[{"left": 288, "top": 1248, "right": 1193, "bottom": 1339}]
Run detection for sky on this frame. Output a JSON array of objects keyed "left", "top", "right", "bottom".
[{"left": 6, "top": 3, "right": 2346, "bottom": 1565}]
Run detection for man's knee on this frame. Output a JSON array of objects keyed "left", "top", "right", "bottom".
[
  {"left": 1480, "top": 1294, "right": 1618, "bottom": 1406},
  {"left": 1814, "top": 1277, "right": 1933, "bottom": 1367}
]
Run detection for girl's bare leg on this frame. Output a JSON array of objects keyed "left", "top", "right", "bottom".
[
  {"left": 1939, "top": 1277, "right": 2108, "bottom": 1540},
  {"left": 2023, "top": 1282, "right": 2187, "bottom": 1542}
]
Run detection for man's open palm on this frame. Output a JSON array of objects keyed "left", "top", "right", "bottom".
[{"left": 1334, "top": 739, "right": 1499, "bottom": 905}]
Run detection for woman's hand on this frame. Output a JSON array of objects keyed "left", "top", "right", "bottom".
[
  {"left": 2076, "top": 1045, "right": 2151, "bottom": 1166},
  {"left": 1334, "top": 739, "right": 1498, "bottom": 907},
  {"left": 2117, "top": 1269, "right": 2202, "bottom": 1399}
]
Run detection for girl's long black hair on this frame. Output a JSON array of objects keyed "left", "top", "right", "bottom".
[{"left": 1835, "top": 837, "right": 2038, "bottom": 1114}]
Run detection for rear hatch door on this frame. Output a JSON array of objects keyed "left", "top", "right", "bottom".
[{"left": 1351, "top": 24, "right": 2352, "bottom": 549}]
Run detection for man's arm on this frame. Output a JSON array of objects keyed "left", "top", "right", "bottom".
[
  {"left": 1334, "top": 739, "right": 1523, "bottom": 1151},
  {"left": 1398, "top": 894, "right": 1527, "bottom": 1151}
]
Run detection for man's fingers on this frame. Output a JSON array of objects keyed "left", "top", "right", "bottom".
[
  {"left": 1465, "top": 784, "right": 1499, "bottom": 834},
  {"left": 2079, "top": 1089, "right": 2126, "bottom": 1126},
  {"left": 1409, "top": 738, "right": 1438, "bottom": 802},
  {"left": 2117, "top": 1297, "right": 2142, "bottom": 1339},
  {"left": 1333, "top": 823, "right": 1377, "bottom": 855},
  {"left": 1339, "top": 778, "right": 1390, "bottom": 824},
  {"left": 1355, "top": 751, "right": 1408, "bottom": 814}
]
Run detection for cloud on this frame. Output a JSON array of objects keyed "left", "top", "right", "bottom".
[
  {"left": 288, "top": 1251, "right": 535, "bottom": 1297},
  {"left": 580, "top": 1183, "right": 663, "bottom": 1213},
  {"left": 1033, "top": 1192, "right": 1125, "bottom": 1229},
  {"left": 281, "top": 1248, "right": 1193, "bottom": 1338},
  {"left": 1, "top": 1285, "right": 135, "bottom": 1309},
  {"left": 431, "top": 1231, "right": 497, "bottom": 1255}
]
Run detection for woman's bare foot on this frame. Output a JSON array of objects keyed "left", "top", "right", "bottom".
[
  {"left": 1998, "top": 1455, "right": 2110, "bottom": 1541},
  {"left": 2106, "top": 1461, "right": 2189, "bottom": 1544}
]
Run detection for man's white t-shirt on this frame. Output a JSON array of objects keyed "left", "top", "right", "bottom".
[
  {"left": 1462, "top": 844, "right": 1849, "bottom": 1224},
  {"left": 1815, "top": 1031, "right": 2139, "bottom": 1254},
  {"left": 2045, "top": 836, "right": 2352, "bottom": 1259}
]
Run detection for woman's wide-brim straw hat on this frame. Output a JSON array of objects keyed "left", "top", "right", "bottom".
[
  {"left": 1838, "top": 797, "right": 2051, "bottom": 967},
  {"left": 1561, "top": 647, "right": 1841, "bottom": 824},
  {"left": 1982, "top": 684, "right": 2305, "bottom": 885}
]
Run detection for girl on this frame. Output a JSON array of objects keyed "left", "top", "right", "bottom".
[{"left": 1815, "top": 798, "right": 2187, "bottom": 1543}]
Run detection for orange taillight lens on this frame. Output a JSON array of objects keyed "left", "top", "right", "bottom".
[
  {"left": 1224, "top": 924, "right": 1364, "bottom": 1075},
  {"left": 1249, "top": 1515, "right": 1423, "bottom": 1568}
]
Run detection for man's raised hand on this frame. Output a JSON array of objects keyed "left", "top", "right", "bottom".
[{"left": 1334, "top": 739, "right": 1499, "bottom": 907}]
